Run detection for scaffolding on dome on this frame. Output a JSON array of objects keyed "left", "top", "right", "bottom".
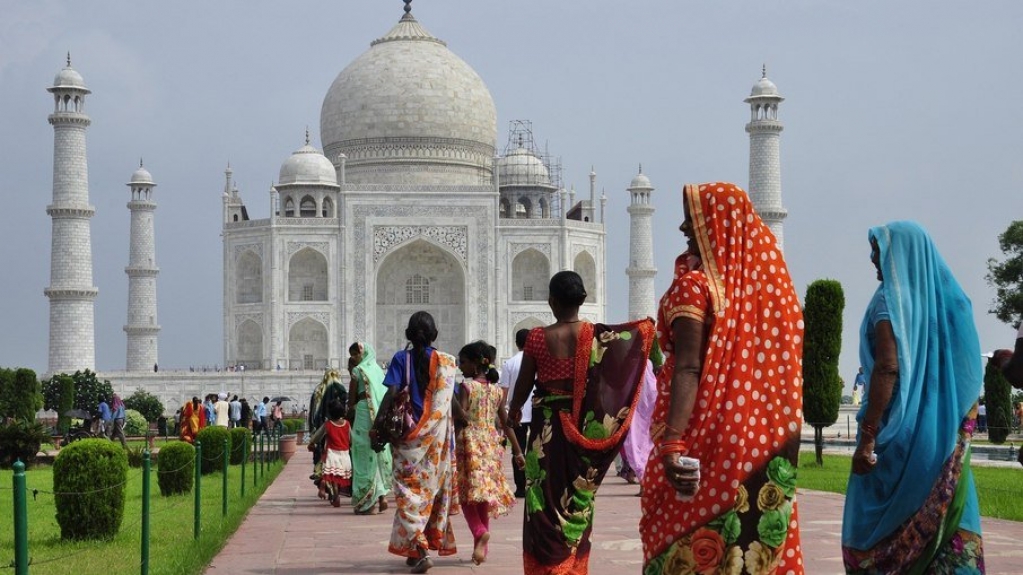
[{"left": 497, "top": 120, "right": 564, "bottom": 218}]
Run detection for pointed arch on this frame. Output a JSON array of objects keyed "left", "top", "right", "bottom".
[
  {"left": 322, "top": 196, "right": 335, "bottom": 218},
  {"left": 300, "top": 195, "right": 317, "bottom": 217},
  {"left": 236, "top": 250, "right": 263, "bottom": 304},
  {"left": 573, "top": 251, "right": 598, "bottom": 303},
  {"left": 288, "top": 317, "right": 328, "bottom": 370},
  {"left": 512, "top": 248, "right": 550, "bottom": 302},
  {"left": 284, "top": 197, "right": 296, "bottom": 217},
  {"left": 237, "top": 320, "right": 263, "bottom": 369},
  {"left": 376, "top": 239, "right": 465, "bottom": 355},
  {"left": 288, "top": 247, "right": 328, "bottom": 301}
]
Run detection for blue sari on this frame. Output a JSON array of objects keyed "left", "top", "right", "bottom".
[{"left": 842, "top": 221, "right": 984, "bottom": 574}]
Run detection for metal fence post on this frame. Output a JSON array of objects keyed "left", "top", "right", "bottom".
[
  {"left": 222, "top": 438, "right": 229, "bottom": 517},
  {"left": 241, "top": 433, "right": 247, "bottom": 497},
  {"left": 194, "top": 441, "right": 202, "bottom": 540},
  {"left": 141, "top": 450, "right": 151, "bottom": 575},
  {"left": 13, "top": 459, "right": 28, "bottom": 575}
]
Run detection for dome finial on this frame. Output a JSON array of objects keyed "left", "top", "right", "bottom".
[
  {"left": 404, "top": 0, "right": 412, "bottom": 14},
  {"left": 139, "top": 157, "right": 144, "bottom": 168},
  {"left": 762, "top": 63, "right": 767, "bottom": 78},
  {"left": 67, "top": 52, "right": 71, "bottom": 67},
  {"left": 638, "top": 163, "right": 643, "bottom": 174},
  {"left": 305, "top": 126, "right": 310, "bottom": 146}
]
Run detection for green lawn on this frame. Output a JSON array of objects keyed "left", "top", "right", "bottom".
[
  {"left": 0, "top": 456, "right": 282, "bottom": 575},
  {"left": 798, "top": 453, "right": 1023, "bottom": 522}
]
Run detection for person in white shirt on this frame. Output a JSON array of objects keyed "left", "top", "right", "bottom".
[
  {"left": 214, "top": 392, "right": 231, "bottom": 427},
  {"left": 501, "top": 328, "right": 533, "bottom": 498}
]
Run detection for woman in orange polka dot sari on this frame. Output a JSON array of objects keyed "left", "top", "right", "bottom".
[{"left": 640, "top": 183, "right": 804, "bottom": 575}]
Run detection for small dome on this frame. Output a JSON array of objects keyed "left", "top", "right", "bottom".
[
  {"left": 52, "top": 65, "right": 89, "bottom": 91},
  {"left": 498, "top": 148, "right": 550, "bottom": 187},
  {"left": 130, "top": 166, "right": 154, "bottom": 185},
  {"left": 750, "top": 75, "right": 778, "bottom": 97},
  {"left": 629, "top": 172, "right": 652, "bottom": 190},
  {"left": 278, "top": 144, "right": 338, "bottom": 186}
]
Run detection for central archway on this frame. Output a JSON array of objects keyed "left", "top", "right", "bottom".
[{"left": 375, "top": 239, "right": 465, "bottom": 356}]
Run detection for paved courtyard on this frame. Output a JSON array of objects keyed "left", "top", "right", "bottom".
[{"left": 205, "top": 450, "right": 1023, "bottom": 575}]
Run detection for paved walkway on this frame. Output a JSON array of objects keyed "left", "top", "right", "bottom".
[{"left": 206, "top": 454, "right": 1023, "bottom": 575}]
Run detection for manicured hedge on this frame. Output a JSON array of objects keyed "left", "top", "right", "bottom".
[
  {"left": 157, "top": 441, "right": 195, "bottom": 496},
  {"left": 195, "top": 426, "right": 232, "bottom": 474},
  {"left": 229, "top": 427, "right": 252, "bottom": 465},
  {"left": 53, "top": 439, "right": 127, "bottom": 540}
]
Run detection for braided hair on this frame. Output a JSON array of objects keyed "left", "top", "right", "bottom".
[
  {"left": 405, "top": 311, "right": 439, "bottom": 390},
  {"left": 458, "top": 340, "right": 500, "bottom": 383}
]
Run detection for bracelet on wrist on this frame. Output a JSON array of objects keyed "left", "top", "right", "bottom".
[{"left": 658, "top": 440, "right": 689, "bottom": 457}]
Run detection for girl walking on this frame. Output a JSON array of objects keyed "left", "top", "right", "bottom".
[
  {"left": 307, "top": 398, "right": 353, "bottom": 507},
  {"left": 455, "top": 340, "right": 523, "bottom": 565}
]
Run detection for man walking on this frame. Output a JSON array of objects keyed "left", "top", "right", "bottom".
[{"left": 502, "top": 328, "right": 533, "bottom": 498}]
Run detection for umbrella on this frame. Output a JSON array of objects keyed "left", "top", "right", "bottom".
[
  {"left": 270, "top": 396, "right": 294, "bottom": 403},
  {"left": 63, "top": 408, "right": 92, "bottom": 419}
]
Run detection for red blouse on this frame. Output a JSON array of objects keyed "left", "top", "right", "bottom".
[{"left": 524, "top": 327, "right": 576, "bottom": 384}]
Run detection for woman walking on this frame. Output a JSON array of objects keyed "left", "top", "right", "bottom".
[
  {"left": 640, "top": 182, "right": 804, "bottom": 574},
  {"left": 378, "top": 311, "right": 459, "bottom": 574},
  {"left": 179, "top": 396, "right": 206, "bottom": 444},
  {"left": 347, "top": 342, "right": 392, "bottom": 515},
  {"left": 842, "top": 221, "right": 985, "bottom": 573},
  {"left": 508, "top": 271, "right": 655, "bottom": 575},
  {"left": 455, "top": 340, "right": 522, "bottom": 565}
]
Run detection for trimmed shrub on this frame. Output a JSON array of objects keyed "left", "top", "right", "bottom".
[
  {"left": 124, "top": 409, "right": 148, "bottom": 436},
  {"left": 124, "top": 388, "right": 164, "bottom": 423},
  {"left": 195, "top": 426, "right": 232, "bottom": 474},
  {"left": 229, "top": 427, "right": 252, "bottom": 465},
  {"left": 53, "top": 439, "right": 127, "bottom": 540},
  {"left": 0, "top": 419, "right": 49, "bottom": 468},
  {"left": 0, "top": 368, "right": 43, "bottom": 421},
  {"left": 984, "top": 358, "right": 1013, "bottom": 444},
  {"left": 157, "top": 441, "right": 195, "bottom": 495},
  {"left": 803, "top": 279, "right": 846, "bottom": 466},
  {"left": 283, "top": 418, "right": 304, "bottom": 433}
]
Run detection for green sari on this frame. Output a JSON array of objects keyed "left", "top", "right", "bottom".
[{"left": 350, "top": 343, "right": 393, "bottom": 513}]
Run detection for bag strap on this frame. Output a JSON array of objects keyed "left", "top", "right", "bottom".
[{"left": 404, "top": 350, "right": 411, "bottom": 391}]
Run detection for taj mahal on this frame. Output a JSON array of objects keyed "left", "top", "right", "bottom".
[{"left": 43, "top": 2, "right": 787, "bottom": 407}]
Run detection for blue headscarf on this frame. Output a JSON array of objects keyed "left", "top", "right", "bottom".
[{"left": 843, "top": 221, "right": 982, "bottom": 549}]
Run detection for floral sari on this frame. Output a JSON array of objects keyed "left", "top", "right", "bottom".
[
  {"left": 351, "top": 343, "right": 393, "bottom": 513},
  {"left": 641, "top": 183, "right": 804, "bottom": 575},
  {"left": 842, "top": 221, "right": 984, "bottom": 574},
  {"left": 388, "top": 350, "right": 459, "bottom": 559},
  {"left": 179, "top": 401, "right": 205, "bottom": 444},
  {"left": 523, "top": 318, "right": 655, "bottom": 575}
]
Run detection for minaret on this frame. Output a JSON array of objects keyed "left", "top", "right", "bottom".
[
  {"left": 45, "top": 55, "right": 97, "bottom": 374},
  {"left": 626, "top": 166, "right": 657, "bottom": 321},
  {"left": 124, "top": 161, "right": 160, "bottom": 372},
  {"left": 745, "top": 65, "right": 788, "bottom": 250}
]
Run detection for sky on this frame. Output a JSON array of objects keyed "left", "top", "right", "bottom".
[{"left": 1, "top": 1, "right": 1021, "bottom": 392}]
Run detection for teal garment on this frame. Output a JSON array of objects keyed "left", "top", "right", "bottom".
[
  {"left": 843, "top": 221, "right": 983, "bottom": 550},
  {"left": 350, "top": 343, "right": 392, "bottom": 513}
]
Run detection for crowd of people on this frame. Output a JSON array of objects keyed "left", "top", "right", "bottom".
[{"left": 222, "top": 180, "right": 1023, "bottom": 574}]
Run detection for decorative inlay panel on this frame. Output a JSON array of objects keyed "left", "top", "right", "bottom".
[
  {"left": 510, "top": 243, "right": 551, "bottom": 259},
  {"left": 287, "top": 312, "right": 330, "bottom": 329},
  {"left": 373, "top": 226, "right": 467, "bottom": 263},
  {"left": 233, "top": 313, "right": 263, "bottom": 330},
  {"left": 233, "top": 243, "right": 263, "bottom": 260},
  {"left": 287, "top": 241, "right": 329, "bottom": 258}
]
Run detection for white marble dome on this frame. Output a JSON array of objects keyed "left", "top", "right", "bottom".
[
  {"left": 320, "top": 11, "right": 497, "bottom": 186},
  {"left": 130, "top": 166, "right": 154, "bottom": 185},
  {"left": 498, "top": 148, "right": 551, "bottom": 187},
  {"left": 750, "top": 76, "right": 779, "bottom": 97},
  {"left": 278, "top": 144, "right": 339, "bottom": 187},
  {"left": 629, "top": 173, "right": 652, "bottom": 189},
  {"left": 52, "top": 65, "right": 89, "bottom": 92}
]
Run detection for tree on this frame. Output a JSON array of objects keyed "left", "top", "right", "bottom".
[
  {"left": 986, "top": 220, "right": 1023, "bottom": 326},
  {"left": 984, "top": 355, "right": 1013, "bottom": 444},
  {"left": 802, "top": 279, "right": 845, "bottom": 466},
  {"left": 0, "top": 368, "right": 43, "bottom": 421},
  {"left": 43, "top": 370, "right": 114, "bottom": 419},
  {"left": 124, "top": 388, "right": 165, "bottom": 423}
]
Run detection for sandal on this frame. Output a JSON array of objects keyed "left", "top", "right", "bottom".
[
  {"left": 405, "top": 557, "right": 418, "bottom": 567},
  {"left": 410, "top": 556, "right": 433, "bottom": 573}
]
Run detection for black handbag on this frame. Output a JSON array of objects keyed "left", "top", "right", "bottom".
[{"left": 371, "top": 351, "right": 416, "bottom": 452}]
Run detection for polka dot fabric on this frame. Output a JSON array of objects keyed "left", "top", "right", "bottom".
[{"left": 641, "top": 183, "right": 805, "bottom": 574}]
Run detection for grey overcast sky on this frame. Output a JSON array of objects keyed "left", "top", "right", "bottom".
[{"left": 2, "top": 1, "right": 1021, "bottom": 391}]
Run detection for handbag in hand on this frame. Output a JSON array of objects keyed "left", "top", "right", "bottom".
[{"left": 371, "top": 351, "right": 416, "bottom": 452}]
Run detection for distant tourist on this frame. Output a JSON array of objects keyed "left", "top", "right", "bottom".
[
  {"left": 852, "top": 366, "right": 866, "bottom": 406},
  {"left": 306, "top": 398, "right": 352, "bottom": 507},
  {"left": 229, "top": 395, "right": 242, "bottom": 428},
  {"left": 214, "top": 393, "right": 230, "bottom": 427},
  {"left": 501, "top": 328, "right": 531, "bottom": 498},
  {"left": 109, "top": 394, "right": 127, "bottom": 448},
  {"left": 180, "top": 397, "right": 205, "bottom": 444},
  {"left": 842, "top": 221, "right": 984, "bottom": 572},
  {"left": 97, "top": 397, "right": 112, "bottom": 437},
  {"left": 347, "top": 342, "right": 391, "bottom": 515}
]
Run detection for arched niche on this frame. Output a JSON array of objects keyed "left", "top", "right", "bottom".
[
  {"left": 288, "top": 317, "right": 328, "bottom": 370},
  {"left": 512, "top": 249, "right": 550, "bottom": 302},
  {"left": 237, "top": 320, "right": 263, "bottom": 369},
  {"left": 375, "top": 239, "right": 465, "bottom": 356},
  {"left": 236, "top": 250, "right": 263, "bottom": 304},
  {"left": 573, "top": 251, "right": 598, "bottom": 303},
  {"left": 288, "top": 247, "right": 328, "bottom": 302}
]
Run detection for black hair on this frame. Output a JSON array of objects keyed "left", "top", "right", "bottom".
[
  {"left": 405, "top": 311, "right": 439, "bottom": 390},
  {"left": 515, "top": 328, "right": 529, "bottom": 350},
  {"left": 459, "top": 340, "right": 500, "bottom": 384},
  {"left": 348, "top": 341, "right": 361, "bottom": 356},
  {"left": 327, "top": 398, "right": 346, "bottom": 421},
  {"left": 549, "top": 270, "right": 587, "bottom": 308}
]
